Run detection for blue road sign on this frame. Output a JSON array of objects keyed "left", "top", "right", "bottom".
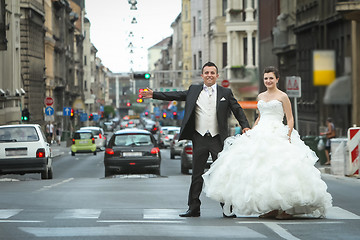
[
  {"left": 63, "top": 107, "right": 71, "bottom": 116},
  {"left": 80, "top": 113, "right": 88, "bottom": 122},
  {"left": 45, "top": 106, "right": 54, "bottom": 116}
]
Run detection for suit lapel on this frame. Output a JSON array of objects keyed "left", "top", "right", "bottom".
[{"left": 216, "top": 85, "right": 223, "bottom": 111}]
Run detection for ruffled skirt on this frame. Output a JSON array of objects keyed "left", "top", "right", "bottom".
[{"left": 202, "top": 120, "right": 332, "bottom": 217}]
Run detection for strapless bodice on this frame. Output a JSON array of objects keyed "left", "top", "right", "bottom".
[{"left": 257, "top": 99, "right": 284, "bottom": 122}]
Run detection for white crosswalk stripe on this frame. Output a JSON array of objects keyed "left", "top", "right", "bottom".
[{"left": 0, "top": 206, "right": 359, "bottom": 221}]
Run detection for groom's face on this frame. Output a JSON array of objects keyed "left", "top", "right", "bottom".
[{"left": 201, "top": 66, "right": 219, "bottom": 87}]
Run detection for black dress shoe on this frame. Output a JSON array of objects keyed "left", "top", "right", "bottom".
[
  {"left": 223, "top": 213, "right": 237, "bottom": 218},
  {"left": 179, "top": 209, "right": 200, "bottom": 217}
]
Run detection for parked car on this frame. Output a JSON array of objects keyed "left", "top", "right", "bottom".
[
  {"left": 104, "top": 122, "right": 114, "bottom": 131},
  {"left": 71, "top": 130, "right": 97, "bottom": 156},
  {"left": 80, "top": 126, "right": 106, "bottom": 151},
  {"left": 170, "top": 133, "right": 187, "bottom": 159},
  {"left": 158, "top": 126, "right": 180, "bottom": 148},
  {"left": 104, "top": 128, "right": 161, "bottom": 177},
  {"left": 180, "top": 140, "right": 212, "bottom": 174},
  {"left": 0, "top": 124, "right": 53, "bottom": 179}
]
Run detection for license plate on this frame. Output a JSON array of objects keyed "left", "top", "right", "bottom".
[
  {"left": 123, "top": 152, "right": 142, "bottom": 157},
  {"left": 79, "top": 140, "right": 88, "bottom": 144},
  {"left": 5, "top": 149, "right": 27, "bottom": 156}
]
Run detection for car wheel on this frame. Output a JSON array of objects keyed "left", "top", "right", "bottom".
[
  {"left": 48, "top": 167, "right": 53, "bottom": 179},
  {"left": 181, "top": 164, "right": 189, "bottom": 174},
  {"left": 41, "top": 168, "right": 49, "bottom": 179},
  {"left": 105, "top": 168, "right": 112, "bottom": 177},
  {"left": 71, "top": 151, "right": 75, "bottom": 156}
]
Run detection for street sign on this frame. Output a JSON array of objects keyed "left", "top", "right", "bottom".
[
  {"left": 286, "top": 76, "right": 301, "bottom": 98},
  {"left": 222, "top": 79, "right": 230, "bottom": 88},
  {"left": 45, "top": 106, "right": 54, "bottom": 116},
  {"left": 44, "top": 97, "right": 54, "bottom": 106},
  {"left": 80, "top": 113, "right": 88, "bottom": 122},
  {"left": 63, "top": 107, "right": 71, "bottom": 116}
]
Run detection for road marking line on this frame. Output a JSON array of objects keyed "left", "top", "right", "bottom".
[
  {"left": 34, "top": 178, "right": 74, "bottom": 192},
  {"left": 0, "top": 220, "right": 43, "bottom": 223},
  {"left": 143, "top": 209, "right": 182, "bottom": 219},
  {"left": 55, "top": 209, "right": 101, "bottom": 219},
  {"left": 0, "top": 209, "right": 22, "bottom": 219},
  {"left": 326, "top": 206, "right": 360, "bottom": 219},
  {"left": 264, "top": 222, "right": 301, "bottom": 240},
  {"left": 98, "top": 220, "right": 185, "bottom": 223}
]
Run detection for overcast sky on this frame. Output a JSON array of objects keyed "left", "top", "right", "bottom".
[{"left": 85, "top": 0, "right": 182, "bottom": 73}]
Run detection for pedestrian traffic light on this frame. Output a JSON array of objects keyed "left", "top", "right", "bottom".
[
  {"left": 173, "top": 112, "right": 177, "bottom": 120},
  {"left": 162, "top": 112, "right": 167, "bottom": 119},
  {"left": 21, "top": 108, "right": 30, "bottom": 122}
]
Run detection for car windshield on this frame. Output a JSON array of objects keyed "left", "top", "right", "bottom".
[
  {"left": 0, "top": 126, "right": 39, "bottom": 142},
  {"left": 74, "top": 132, "right": 93, "bottom": 139},
  {"left": 81, "top": 128, "right": 101, "bottom": 136},
  {"left": 114, "top": 134, "right": 152, "bottom": 146}
]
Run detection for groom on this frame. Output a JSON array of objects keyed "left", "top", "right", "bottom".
[{"left": 141, "top": 62, "right": 250, "bottom": 217}]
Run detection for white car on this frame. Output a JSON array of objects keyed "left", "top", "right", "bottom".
[
  {"left": 158, "top": 126, "right": 180, "bottom": 148},
  {"left": 80, "top": 127, "right": 106, "bottom": 151},
  {"left": 0, "top": 124, "right": 53, "bottom": 179}
]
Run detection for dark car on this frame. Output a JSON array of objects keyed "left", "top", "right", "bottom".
[
  {"left": 104, "top": 128, "right": 161, "bottom": 177},
  {"left": 180, "top": 140, "right": 212, "bottom": 174}
]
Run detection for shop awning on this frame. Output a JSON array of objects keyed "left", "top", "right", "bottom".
[
  {"left": 238, "top": 101, "right": 258, "bottom": 109},
  {"left": 323, "top": 75, "right": 351, "bottom": 105}
]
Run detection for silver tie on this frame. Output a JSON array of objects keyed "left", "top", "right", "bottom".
[{"left": 207, "top": 87, "right": 213, "bottom": 97}]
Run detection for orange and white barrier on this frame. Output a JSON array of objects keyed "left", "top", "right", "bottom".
[{"left": 347, "top": 127, "right": 360, "bottom": 176}]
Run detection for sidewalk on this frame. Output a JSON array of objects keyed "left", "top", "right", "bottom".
[{"left": 51, "top": 141, "right": 69, "bottom": 158}]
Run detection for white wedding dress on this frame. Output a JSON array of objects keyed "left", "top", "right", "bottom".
[{"left": 202, "top": 100, "right": 332, "bottom": 217}]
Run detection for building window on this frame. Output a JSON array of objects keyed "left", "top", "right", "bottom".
[
  {"left": 244, "top": 37, "right": 247, "bottom": 65},
  {"left": 198, "top": 51, "right": 202, "bottom": 70},
  {"left": 222, "top": 0, "right": 227, "bottom": 16},
  {"left": 193, "top": 16, "right": 196, "bottom": 36},
  {"left": 222, "top": 42, "right": 227, "bottom": 68},
  {"left": 198, "top": 10, "right": 202, "bottom": 32},
  {"left": 193, "top": 54, "right": 197, "bottom": 70}
]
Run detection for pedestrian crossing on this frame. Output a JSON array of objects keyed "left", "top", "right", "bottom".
[{"left": 1, "top": 206, "right": 359, "bottom": 221}]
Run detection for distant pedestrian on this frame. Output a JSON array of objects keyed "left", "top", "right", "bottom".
[
  {"left": 46, "top": 122, "right": 54, "bottom": 144},
  {"left": 320, "top": 117, "right": 336, "bottom": 165},
  {"left": 234, "top": 124, "right": 241, "bottom": 135},
  {"left": 55, "top": 124, "right": 62, "bottom": 146}
]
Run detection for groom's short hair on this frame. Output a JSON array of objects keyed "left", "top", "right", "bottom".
[{"left": 202, "top": 62, "right": 218, "bottom": 74}]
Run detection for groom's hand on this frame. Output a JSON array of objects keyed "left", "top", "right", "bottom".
[{"left": 140, "top": 88, "right": 153, "bottom": 99}]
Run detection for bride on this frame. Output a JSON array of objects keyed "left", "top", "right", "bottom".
[{"left": 202, "top": 66, "right": 333, "bottom": 219}]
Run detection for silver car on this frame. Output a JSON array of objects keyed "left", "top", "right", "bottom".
[
  {"left": 80, "top": 127, "right": 107, "bottom": 151},
  {"left": 0, "top": 124, "right": 53, "bottom": 179}
]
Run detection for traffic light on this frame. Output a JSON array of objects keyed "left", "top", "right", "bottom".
[
  {"left": 21, "top": 108, "right": 30, "bottom": 122},
  {"left": 70, "top": 108, "right": 74, "bottom": 120},
  {"left": 162, "top": 112, "right": 167, "bottom": 119},
  {"left": 173, "top": 112, "right": 177, "bottom": 120},
  {"left": 144, "top": 111, "right": 149, "bottom": 116},
  {"left": 136, "top": 98, "right": 143, "bottom": 103},
  {"left": 144, "top": 73, "right": 151, "bottom": 79},
  {"left": 126, "top": 102, "right": 131, "bottom": 107},
  {"left": 89, "top": 113, "right": 93, "bottom": 121}
]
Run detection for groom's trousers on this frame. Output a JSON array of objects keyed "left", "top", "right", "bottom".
[{"left": 187, "top": 132, "right": 223, "bottom": 211}]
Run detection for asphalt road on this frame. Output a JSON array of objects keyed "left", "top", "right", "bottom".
[{"left": 0, "top": 144, "right": 360, "bottom": 240}]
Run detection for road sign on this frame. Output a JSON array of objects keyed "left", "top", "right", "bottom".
[
  {"left": 222, "top": 79, "right": 230, "bottom": 88},
  {"left": 44, "top": 97, "right": 54, "bottom": 106},
  {"left": 63, "top": 107, "right": 71, "bottom": 116},
  {"left": 45, "top": 106, "right": 54, "bottom": 116},
  {"left": 286, "top": 76, "right": 301, "bottom": 98},
  {"left": 80, "top": 113, "right": 88, "bottom": 122}
]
